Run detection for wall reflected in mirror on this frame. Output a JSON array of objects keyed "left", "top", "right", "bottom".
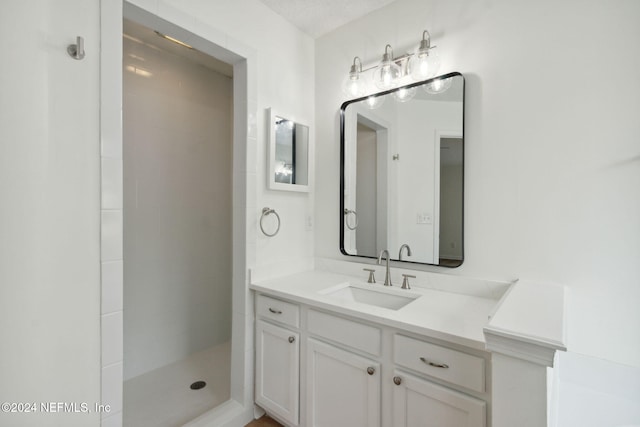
[
  {"left": 340, "top": 73, "right": 464, "bottom": 267},
  {"left": 268, "top": 108, "right": 310, "bottom": 192}
]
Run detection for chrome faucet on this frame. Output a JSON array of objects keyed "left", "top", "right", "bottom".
[
  {"left": 377, "top": 249, "right": 392, "bottom": 286},
  {"left": 398, "top": 244, "right": 412, "bottom": 260}
]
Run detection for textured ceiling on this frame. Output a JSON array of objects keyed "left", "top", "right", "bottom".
[{"left": 258, "top": 0, "right": 397, "bottom": 38}]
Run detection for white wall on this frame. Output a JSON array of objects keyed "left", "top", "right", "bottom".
[
  {"left": 0, "top": 1, "right": 101, "bottom": 426},
  {"left": 122, "top": 34, "right": 233, "bottom": 379},
  {"left": 316, "top": 0, "right": 640, "bottom": 369}
]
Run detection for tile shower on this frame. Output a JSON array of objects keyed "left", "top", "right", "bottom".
[{"left": 122, "top": 19, "right": 233, "bottom": 426}]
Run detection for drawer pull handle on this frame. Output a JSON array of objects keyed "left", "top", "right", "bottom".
[
  {"left": 367, "top": 367, "right": 375, "bottom": 375},
  {"left": 420, "top": 357, "right": 449, "bottom": 369},
  {"left": 288, "top": 336, "right": 295, "bottom": 343},
  {"left": 393, "top": 376, "right": 402, "bottom": 385},
  {"left": 268, "top": 308, "right": 282, "bottom": 314}
]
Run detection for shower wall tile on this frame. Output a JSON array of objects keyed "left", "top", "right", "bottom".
[
  {"left": 245, "top": 172, "right": 257, "bottom": 209},
  {"left": 246, "top": 241, "right": 257, "bottom": 270},
  {"left": 101, "top": 157, "right": 123, "bottom": 210},
  {"left": 102, "top": 311, "right": 123, "bottom": 367},
  {"left": 233, "top": 171, "right": 248, "bottom": 208},
  {"left": 155, "top": 2, "right": 198, "bottom": 38},
  {"left": 101, "top": 210, "right": 123, "bottom": 261},
  {"left": 101, "top": 412, "right": 123, "bottom": 427},
  {"left": 123, "top": 25, "right": 234, "bottom": 379},
  {"left": 223, "top": 36, "right": 255, "bottom": 68},
  {"left": 245, "top": 206, "right": 257, "bottom": 243},
  {"left": 247, "top": 102, "right": 258, "bottom": 140},
  {"left": 101, "top": 261, "right": 123, "bottom": 314},
  {"left": 102, "top": 362, "right": 123, "bottom": 419},
  {"left": 242, "top": 347, "right": 255, "bottom": 402},
  {"left": 245, "top": 136, "right": 257, "bottom": 175},
  {"left": 100, "top": 2, "right": 123, "bottom": 160},
  {"left": 231, "top": 274, "right": 246, "bottom": 318},
  {"left": 244, "top": 57, "right": 258, "bottom": 104}
]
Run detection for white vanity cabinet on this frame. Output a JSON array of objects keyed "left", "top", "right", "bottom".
[
  {"left": 305, "top": 309, "right": 383, "bottom": 427},
  {"left": 391, "top": 334, "right": 487, "bottom": 427},
  {"left": 306, "top": 338, "right": 381, "bottom": 427},
  {"left": 252, "top": 268, "right": 567, "bottom": 427},
  {"left": 255, "top": 295, "right": 301, "bottom": 426},
  {"left": 254, "top": 292, "right": 491, "bottom": 427},
  {"left": 391, "top": 370, "right": 485, "bottom": 427}
]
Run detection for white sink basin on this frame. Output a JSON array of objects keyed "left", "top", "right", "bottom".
[{"left": 320, "top": 282, "right": 420, "bottom": 310}]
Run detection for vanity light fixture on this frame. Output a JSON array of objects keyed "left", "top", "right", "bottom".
[
  {"left": 342, "top": 57, "right": 367, "bottom": 98},
  {"left": 407, "top": 30, "right": 440, "bottom": 80},
  {"left": 342, "top": 29, "right": 449, "bottom": 99},
  {"left": 372, "top": 45, "right": 402, "bottom": 90}
]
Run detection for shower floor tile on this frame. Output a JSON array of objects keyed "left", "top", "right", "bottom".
[{"left": 124, "top": 341, "right": 231, "bottom": 427}]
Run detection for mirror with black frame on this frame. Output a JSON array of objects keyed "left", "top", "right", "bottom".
[{"left": 340, "top": 72, "right": 464, "bottom": 267}]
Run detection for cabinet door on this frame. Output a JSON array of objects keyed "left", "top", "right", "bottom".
[
  {"left": 306, "top": 338, "right": 380, "bottom": 427},
  {"left": 392, "top": 371, "right": 485, "bottom": 427},
  {"left": 256, "top": 320, "right": 300, "bottom": 426}
]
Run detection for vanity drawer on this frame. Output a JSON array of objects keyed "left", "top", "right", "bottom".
[
  {"left": 256, "top": 294, "right": 300, "bottom": 328},
  {"left": 307, "top": 309, "right": 381, "bottom": 356},
  {"left": 393, "top": 334, "right": 485, "bottom": 393}
]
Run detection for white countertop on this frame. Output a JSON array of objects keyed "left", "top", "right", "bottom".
[{"left": 250, "top": 269, "right": 503, "bottom": 351}]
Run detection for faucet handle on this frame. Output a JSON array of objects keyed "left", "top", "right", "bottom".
[
  {"left": 363, "top": 268, "right": 376, "bottom": 283},
  {"left": 401, "top": 274, "right": 416, "bottom": 290}
]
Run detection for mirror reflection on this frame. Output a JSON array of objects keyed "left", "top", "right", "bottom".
[
  {"left": 340, "top": 73, "right": 464, "bottom": 267},
  {"left": 268, "top": 108, "right": 310, "bottom": 192}
]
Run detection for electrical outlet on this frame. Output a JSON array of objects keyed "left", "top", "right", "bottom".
[{"left": 417, "top": 212, "right": 432, "bottom": 225}]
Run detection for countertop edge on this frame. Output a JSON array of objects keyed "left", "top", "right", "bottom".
[{"left": 250, "top": 281, "right": 489, "bottom": 351}]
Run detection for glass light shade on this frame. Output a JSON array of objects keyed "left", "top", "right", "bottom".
[
  {"left": 364, "top": 95, "right": 385, "bottom": 109},
  {"left": 408, "top": 48, "right": 441, "bottom": 80},
  {"left": 424, "top": 77, "right": 453, "bottom": 94},
  {"left": 393, "top": 86, "right": 417, "bottom": 102},
  {"left": 341, "top": 72, "right": 367, "bottom": 98},
  {"left": 372, "top": 60, "right": 402, "bottom": 90}
]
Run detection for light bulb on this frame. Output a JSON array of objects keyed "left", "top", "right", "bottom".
[
  {"left": 373, "top": 61, "right": 401, "bottom": 90},
  {"left": 424, "top": 77, "right": 452, "bottom": 94},
  {"left": 373, "top": 45, "right": 401, "bottom": 90},
  {"left": 342, "top": 56, "right": 367, "bottom": 98},
  {"left": 393, "top": 86, "right": 417, "bottom": 102},
  {"left": 364, "top": 95, "right": 385, "bottom": 109},
  {"left": 341, "top": 73, "right": 366, "bottom": 98},
  {"left": 409, "top": 30, "right": 440, "bottom": 81},
  {"left": 409, "top": 49, "right": 440, "bottom": 80}
]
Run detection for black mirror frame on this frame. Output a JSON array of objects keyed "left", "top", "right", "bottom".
[{"left": 339, "top": 71, "right": 465, "bottom": 268}]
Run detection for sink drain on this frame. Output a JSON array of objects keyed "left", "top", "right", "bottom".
[{"left": 190, "top": 381, "right": 206, "bottom": 390}]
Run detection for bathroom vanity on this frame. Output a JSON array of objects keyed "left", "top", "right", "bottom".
[{"left": 250, "top": 260, "right": 566, "bottom": 427}]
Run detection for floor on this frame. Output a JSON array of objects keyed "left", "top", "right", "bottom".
[
  {"left": 123, "top": 341, "right": 231, "bottom": 427},
  {"left": 245, "top": 415, "right": 283, "bottom": 427}
]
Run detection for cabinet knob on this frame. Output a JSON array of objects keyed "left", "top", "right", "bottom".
[
  {"left": 366, "top": 366, "right": 375, "bottom": 375},
  {"left": 393, "top": 376, "right": 402, "bottom": 385},
  {"left": 288, "top": 336, "right": 295, "bottom": 343}
]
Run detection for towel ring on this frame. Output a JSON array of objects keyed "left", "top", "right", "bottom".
[
  {"left": 344, "top": 208, "right": 358, "bottom": 230},
  {"left": 260, "top": 207, "right": 281, "bottom": 237}
]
